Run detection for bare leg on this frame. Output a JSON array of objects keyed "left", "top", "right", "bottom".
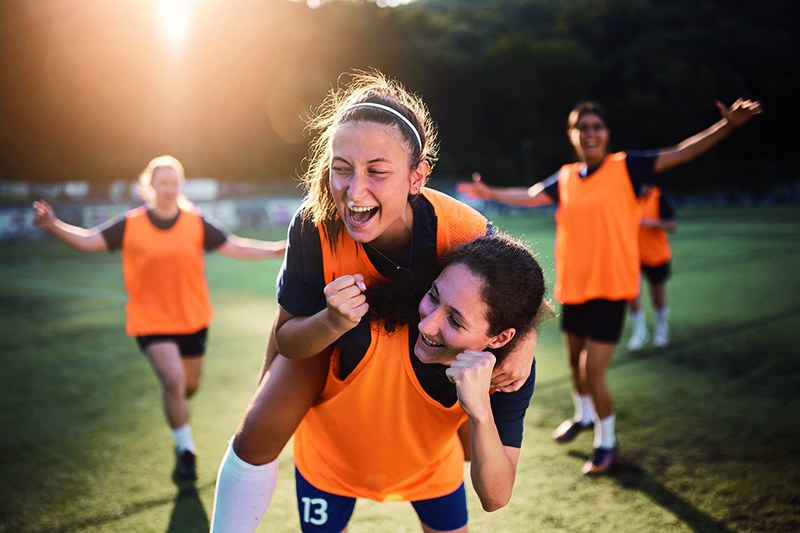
[
  {"left": 581, "top": 340, "right": 617, "bottom": 420},
  {"left": 144, "top": 341, "right": 188, "bottom": 429},
  {"left": 233, "top": 349, "right": 331, "bottom": 465}
]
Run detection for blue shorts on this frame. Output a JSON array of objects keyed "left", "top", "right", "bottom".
[
  {"left": 561, "top": 299, "right": 627, "bottom": 343},
  {"left": 135, "top": 327, "right": 208, "bottom": 357},
  {"left": 294, "top": 467, "right": 468, "bottom": 533}
]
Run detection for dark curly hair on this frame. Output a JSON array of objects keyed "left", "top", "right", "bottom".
[{"left": 366, "top": 233, "right": 552, "bottom": 361}]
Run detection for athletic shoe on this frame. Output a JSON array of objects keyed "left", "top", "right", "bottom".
[
  {"left": 653, "top": 322, "right": 669, "bottom": 348},
  {"left": 582, "top": 446, "right": 617, "bottom": 475},
  {"left": 176, "top": 450, "right": 197, "bottom": 480},
  {"left": 627, "top": 328, "right": 650, "bottom": 351},
  {"left": 552, "top": 419, "right": 594, "bottom": 443}
]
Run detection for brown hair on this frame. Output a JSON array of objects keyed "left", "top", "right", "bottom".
[{"left": 300, "top": 70, "right": 439, "bottom": 242}]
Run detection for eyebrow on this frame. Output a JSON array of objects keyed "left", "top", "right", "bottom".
[
  {"left": 431, "top": 281, "right": 470, "bottom": 327},
  {"left": 331, "top": 156, "right": 392, "bottom": 165}
]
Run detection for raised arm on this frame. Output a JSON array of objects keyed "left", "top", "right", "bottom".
[
  {"left": 32, "top": 200, "right": 108, "bottom": 252},
  {"left": 217, "top": 234, "right": 286, "bottom": 261},
  {"left": 447, "top": 350, "right": 520, "bottom": 511},
  {"left": 275, "top": 274, "right": 368, "bottom": 359},
  {"left": 456, "top": 173, "right": 555, "bottom": 208},
  {"left": 654, "top": 98, "right": 762, "bottom": 174}
]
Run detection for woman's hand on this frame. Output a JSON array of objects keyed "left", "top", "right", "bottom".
[
  {"left": 32, "top": 200, "right": 56, "bottom": 231},
  {"left": 323, "top": 274, "right": 368, "bottom": 333},
  {"left": 490, "top": 330, "right": 536, "bottom": 392},
  {"left": 456, "top": 173, "right": 493, "bottom": 201},
  {"left": 716, "top": 98, "right": 762, "bottom": 129},
  {"left": 447, "top": 349, "right": 495, "bottom": 419}
]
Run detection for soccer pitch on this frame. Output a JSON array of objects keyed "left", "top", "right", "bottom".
[{"left": 1, "top": 206, "right": 798, "bottom": 532}]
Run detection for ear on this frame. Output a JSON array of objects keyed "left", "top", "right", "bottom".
[
  {"left": 410, "top": 160, "right": 430, "bottom": 194},
  {"left": 487, "top": 328, "right": 516, "bottom": 349}
]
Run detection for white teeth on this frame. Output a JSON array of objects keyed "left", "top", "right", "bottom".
[
  {"left": 349, "top": 205, "right": 375, "bottom": 213},
  {"left": 422, "top": 334, "right": 444, "bottom": 347}
]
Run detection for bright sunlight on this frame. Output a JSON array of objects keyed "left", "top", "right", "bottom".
[{"left": 157, "top": 0, "right": 191, "bottom": 45}]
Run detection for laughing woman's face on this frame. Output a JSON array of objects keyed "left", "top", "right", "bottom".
[{"left": 329, "top": 120, "right": 426, "bottom": 253}]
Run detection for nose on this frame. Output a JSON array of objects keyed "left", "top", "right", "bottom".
[
  {"left": 347, "top": 169, "right": 369, "bottom": 201},
  {"left": 418, "top": 308, "right": 442, "bottom": 337}
]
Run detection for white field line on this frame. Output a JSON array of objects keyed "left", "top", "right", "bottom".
[{"left": 7, "top": 277, "right": 127, "bottom": 301}]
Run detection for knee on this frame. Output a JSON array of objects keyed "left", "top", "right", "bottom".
[
  {"left": 161, "top": 375, "right": 185, "bottom": 398},
  {"left": 231, "top": 432, "right": 278, "bottom": 466}
]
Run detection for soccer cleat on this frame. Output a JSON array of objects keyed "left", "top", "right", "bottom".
[
  {"left": 582, "top": 446, "right": 617, "bottom": 475},
  {"left": 176, "top": 450, "right": 197, "bottom": 480},
  {"left": 653, "top": 322, "right": 669, "bottom": 348},
  {"left": 627, "top": 327, "right": 650, "bottom": 351},
  {"left": 552, "top": 419, "right": 594, "bottom": 443}
]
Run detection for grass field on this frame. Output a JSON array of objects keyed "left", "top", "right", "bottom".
[{"left": 1, "top": 205, "right": 799, "bottom": 533}]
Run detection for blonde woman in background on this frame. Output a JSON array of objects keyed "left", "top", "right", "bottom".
[{"left": 32, "top": 155, "right": 285, "bottom": 480}]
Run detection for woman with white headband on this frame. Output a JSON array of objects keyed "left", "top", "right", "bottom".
[{"left": 210, "top": 70, "right": 540, "bottom": 531}]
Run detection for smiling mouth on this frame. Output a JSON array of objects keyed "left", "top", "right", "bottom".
[
  {"left": 420, "top": 333, "right": 445, "bottom": 349},
  {"left": 348, "top": 204, "right": 378, "bottom": 225}
]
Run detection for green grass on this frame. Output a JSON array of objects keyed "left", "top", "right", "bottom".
[{"left": 1, "top": 208, "right": 799, "bottom": 532}]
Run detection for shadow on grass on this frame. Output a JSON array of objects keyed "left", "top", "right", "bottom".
[
  {"left": 167, "top": 475, "right": 210, "bottom": 533},
  {"left": 567, "top": 451, "right": 734, "bottom": 533}
]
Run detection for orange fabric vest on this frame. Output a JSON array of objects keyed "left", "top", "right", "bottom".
[
  {"left": 639, "top": 187, "right": 673, "bottom": 267},
  {"left": 318, "top": 188, "right": 488, "bottom": 288},
  {"left": 554, "top": 152, "right": 642, "bottom": 304},
  {"left": 295, "top": 188, "right": 487, "bottom": 501},
  {"left": 121, "top": 207, "right": 212, "bottom": 336},
  {"left": 294, "top": 323, "right": 468, "bottom": 502}
]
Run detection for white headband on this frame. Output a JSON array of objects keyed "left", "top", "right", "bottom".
[{"left": 343, "top": 102, "right": 422, "bottom": 150}]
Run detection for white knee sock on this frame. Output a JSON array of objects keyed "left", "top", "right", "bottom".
[
  {"left": 572, "top": 392, "right": 595, "bottom": 425},
  {"left": 593, "top": 414, "right": 617, "bottom": 450},
  {"left": 210, "top": 441, "right": 278, "bottom": 533},
  {"left": 171, "top": 423, "right": 196, "bottom": 453}
]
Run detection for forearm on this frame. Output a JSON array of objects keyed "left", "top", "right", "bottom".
[
  {"left": 469, "top": 414, "right": 517, "bottom": 511},
  {"left": 46, "top": 220, "right": 107, "bottom": 252},
  {"left": 490, "top": 186, "right": 552, "bottom": 208},
  {"left": 275, "top": 311, "right": 349, "bottom": 360},
  {"left": 219, "top": 236, "right": 286, "bottom": 261},
  {"left": 654, "top": 119, "right": 734, "bottom": 173}
]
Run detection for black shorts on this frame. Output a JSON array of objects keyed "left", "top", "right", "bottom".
[
  {"left": 561, "top": 300, "right": 627, "bottom": 343},
  {"left": 135, "top": 327, "right": 208, "bottom": 358},
  {"left": 641, "top": 261, "right": 671, "bottom": 284}
]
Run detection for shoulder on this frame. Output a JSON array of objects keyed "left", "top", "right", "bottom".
[{"left": 421, "top": 188, "right": 486, "bottom": 224}]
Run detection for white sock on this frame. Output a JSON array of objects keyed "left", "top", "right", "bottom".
[
  {"left": 630, "top": 310, "right": 646, "bottom": 333},
  {"left": 593, "top": 414, "right": 617, "bottom": 450},
  {"left": 210, "top": 441, "right": 278, "bottom": 533},
  {"left": 655, "top": 306, "right": 670, "bottom": 325},
  {"left": 572, "top": 392, "right": 595, "bottom": 425},
  {"left": 171, "top": 423, "right": 196, "bottom": 454}
]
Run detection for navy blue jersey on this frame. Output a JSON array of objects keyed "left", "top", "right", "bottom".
[{"left": 100, "top": 209, "right": 228, "bottom": 252}]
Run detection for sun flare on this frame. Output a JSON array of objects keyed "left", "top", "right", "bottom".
[{"left": 157, "top": 0, "right": 191, "bottom": 45}]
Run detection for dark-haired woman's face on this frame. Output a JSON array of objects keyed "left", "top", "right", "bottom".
[
  {"left": 568, "top": 112, "right": 609, "bottom": 166},
  {"left": 414, "top": 263, "right": 501, "bottom": 366}
]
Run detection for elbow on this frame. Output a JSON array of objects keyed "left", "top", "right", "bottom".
[{"left": 479, "top": 492, "right": 512, "bottom": 512}]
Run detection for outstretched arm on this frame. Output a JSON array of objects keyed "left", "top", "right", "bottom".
[
  {"left": 217, "top": 234, "right": 286, "bottom": 261},
  {"left": 456, "top": 173, "right": 555, "bottom": 208},
  {"left": 447, "top": 350, "right": 520, "bottom": 512},
  {"left": 654, "top": 98, "right": 762, "bottom": 174},
  {"left": 32, "top": 200, "right": 108, "bottom": 252}
]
